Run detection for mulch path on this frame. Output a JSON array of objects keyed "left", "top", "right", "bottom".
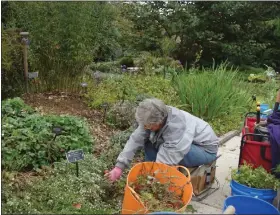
[{"left": 23, "top": 92, "right": 120, "bottom": 155}]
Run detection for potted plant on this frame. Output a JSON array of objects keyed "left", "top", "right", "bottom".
[{"left": 230, "top": 163, "right": 280, "bottom": 204}]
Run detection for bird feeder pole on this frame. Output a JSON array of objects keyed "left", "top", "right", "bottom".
[{"left": 20, "top": 32, "right": 29, "bottom": 93}]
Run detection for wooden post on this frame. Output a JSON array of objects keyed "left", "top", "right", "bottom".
[{"left": 20, "top": 32, "right": 29, "bottom": 93}]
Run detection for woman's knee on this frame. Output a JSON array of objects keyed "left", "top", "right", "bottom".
[{"left": 181, "top": 144, "right": 216, "bottom": 167}]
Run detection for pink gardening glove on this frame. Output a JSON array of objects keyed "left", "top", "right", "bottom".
[{"left": 104, "top": 167, "right": 123, "bottom": 182}]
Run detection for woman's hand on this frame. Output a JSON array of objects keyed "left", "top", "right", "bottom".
[{"left": 104, "top": 167, "right": 123, "bottom": 182}]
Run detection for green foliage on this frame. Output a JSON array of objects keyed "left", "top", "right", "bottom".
[
  {"left": 1, "top": 27, "right": 22, "bottom": 74},
  {"left": 249, "top": 79, "right": 279, "bottom": 108},
  {"left": 119, "top": 56, "right": 134, "bottom": 67},
  {"left": 160, "top": 37, "right": 177, "bottom": 57},
  {"left": 86, "top": 74, "right": 180, "bottom": 108},
  {"left": 1, "top": 97, "right": 35, "bottom": 117},
  {"left": 248, "top": 74, "right": 267, "bottom": 83},
  {"left": 10, "top": 2, "right": 120, "bottom": 72},
  {"left": 28, "top": 72, "right": 86, "bottom": 95},
  {"left": 3, "top": 2, "right": 121, "bottom": 96},
  {"left": 2, "top": 98, "right": 93, "bottom": 171},
  {"left": 90, "top": 61, "right": 120, "bottom": 73},
  {"left": 1, "top": 26, "right": 25, "bottom": 99},
  {"left": 100, "top": 129, "right": 134, "bottom": 168},
  {"left": 106, "top": 94, "right": 153, "bottom": 130},
  {"left": 134, "top": 52, "right": 183, "bottom": 75},
  {"left": 106, "top": 101, "right": 137, "bottom": 130},
  {"left": 4, "top": 1, "right": 280, "bottom": 98},
  {"left": 173, "top": 63, "right": 251, "bottom": 121},
  {"left": 123, "top": 1, "right": 280, "bottom": 68},
  {"left": 231, "top": 163, "right": 280, "bottom": 190},
  {"left": 2, "top": 155, "right": 116, "bottom": 214},
  {"left": 209, "top": 114, "right": 243, "bottom": 137}
]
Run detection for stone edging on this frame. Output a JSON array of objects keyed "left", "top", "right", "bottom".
[{"left": 218, "top": 130, "right": 241, "bottom": 146}]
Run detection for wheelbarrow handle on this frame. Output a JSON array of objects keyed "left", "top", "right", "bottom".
[{"left": 174, "top": 165, "right": 191, "bottom": 183}]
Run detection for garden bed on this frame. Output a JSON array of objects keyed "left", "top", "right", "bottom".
[{"left": 23, "top": 93, "right": 119, "bottom": 155}]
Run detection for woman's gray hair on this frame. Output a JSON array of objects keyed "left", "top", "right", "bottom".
[{"left": 135, "top": 98, "right": 168, "bottom": 125}]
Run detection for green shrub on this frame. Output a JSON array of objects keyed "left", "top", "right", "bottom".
[
  {"left": 173, "top": 63, "right": 251, "bottom": 121},
  {"left": 100, "top": 129, "right": 134, "bottom": 168},
  {"left": 2, "top": 155, "right": 116, "bottom": 214},
  {"left": 248, "top": 73, "right": 267, "bottom": 82},
  {"left": 134, "top": 52, "right": 183, "bottom": 75},
  {"left": 9, "top": 2, "right": 119, "bottom": 76},
  {"left": 119, "top": 56, "right": 134, "bottom": 67},
  {"left": 1, "top": 97, "right": 35, "bottom": 118},
  {"left": 2, "top": 98, "right": 94, "bottom": 171},
  {"left": 209, "top": 114, "right": 243, "bottom": 136},
  {"left": 106, "top": 94, "right": 153, "bottom": 130},
  {"left": 248, "top": 79, "right": 279, "bottom": 109},
  {"left": 1, "top": 27, "right": 25, "bottom": 99},
  {"left": 239, "top": 65, "right": 265, "bottom": 74},
  {"left": 86, "top": 74, "right": 180, "bottom": 108},
  {"left": 90, "top": 61, "right": 120, "bottom": 73},
  {"left": 106, "top": 100, "right": 138, "bottom": 130}
]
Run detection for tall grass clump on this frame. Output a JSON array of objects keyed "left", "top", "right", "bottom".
[{"left": 173, "top": 63, "right": 251, "bottom": 122}]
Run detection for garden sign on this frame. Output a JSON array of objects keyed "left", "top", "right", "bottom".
[{"left": 66, "top": 149, "right": 84, "bottom": 177}]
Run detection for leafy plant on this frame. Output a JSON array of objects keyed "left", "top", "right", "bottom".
[
  {"left": 2, "top": 98, "right": 94, "bottom": 171},
  {"left": 2, "top": 155, "right": 116, "bottom": 214},
  {"left": 231, "top": 163, "right": 280, "bottom": 190},
  {"left": 1, "top": 97, "right": 35, "bottom": 118},
  {"left": 1, "top": 26, "right": 25, "bottom": 99},
  {"left": 119, "top": 56, "right": 134, "bottom": 67},
  {"left": 90, "top": 61, "right": 120, "bottom": 73},
  {"left": 173, "top": 63, "right": 251, "bottom": 121},
  {"left": 208, "top": 114, "right": 244, "bottom": 137},
  {"left": 86, "top": 74, "right": 180, "bottom": 108},
  {"left": 4, "top": 2, "right": 121, "bottom": 96},
  {"left": 106, "top": 100, "right": 138, "bottom": 130},
  {"left": 134, "top": 52, "right": 183, "bottom": 75},
  {"left": 248, "top": 73, "right": 267, "bottom": 83},
  {"left": 100, "top": 129, "right": 134, "bottom": 168}
]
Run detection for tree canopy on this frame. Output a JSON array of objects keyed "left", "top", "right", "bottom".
[{"left": 2, "top": 1, "right": 280, "bottom": 72}]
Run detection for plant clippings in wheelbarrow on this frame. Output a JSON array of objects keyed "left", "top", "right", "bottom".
[{"left": 129, "top": 174, "right": 184, "bottom": 212}]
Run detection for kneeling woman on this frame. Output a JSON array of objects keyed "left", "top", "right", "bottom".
[{"left": 105, "top": 98, "right": 219, "bottom": 182}]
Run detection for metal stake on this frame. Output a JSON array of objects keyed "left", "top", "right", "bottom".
[
  {"left": 76, "top": 162, "right": 79, "bottom": 177},
  {"left": 20, "top": 32, "right": 29, "bottom": 93}
]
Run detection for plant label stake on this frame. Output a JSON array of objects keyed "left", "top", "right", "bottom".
[
  {"left": 66, "top": 149, "right": 85, "bottom": 177},
  {"left": 52, "top": 126, "right": 63, "bottom": 141},
  {"left": 28, "top": 72, "right": 39, "bottom": 79},
  {"left": 101, "top": 102, "right": 109, "bottom": 123},
  {"left": 80, "top": 82, "right": 88, "bottom": 95},
  {"left": 20, "top": 32, "right": 30, "bottom": 93}
]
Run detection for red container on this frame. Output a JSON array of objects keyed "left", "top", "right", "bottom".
[{"left": 239, "top": 116, "right": 272, "bottom": 172}]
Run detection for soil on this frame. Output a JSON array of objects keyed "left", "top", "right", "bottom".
[{"left": 23, "top": 92, "right": 120, "bottom": 155}]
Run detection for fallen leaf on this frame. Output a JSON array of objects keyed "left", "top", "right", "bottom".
[{"left": 73, "top": 203, "right": 81, "bottom": 209}]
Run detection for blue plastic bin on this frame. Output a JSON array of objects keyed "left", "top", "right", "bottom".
[
  {"left": 223, "top": 195, "right": 279, "bottom": 214},
  {"left": 230, "top": 180, "right": 277, "bottom": 204},
  {"left": 260, "top": 103, "right": 270, "bottom": 119}
]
